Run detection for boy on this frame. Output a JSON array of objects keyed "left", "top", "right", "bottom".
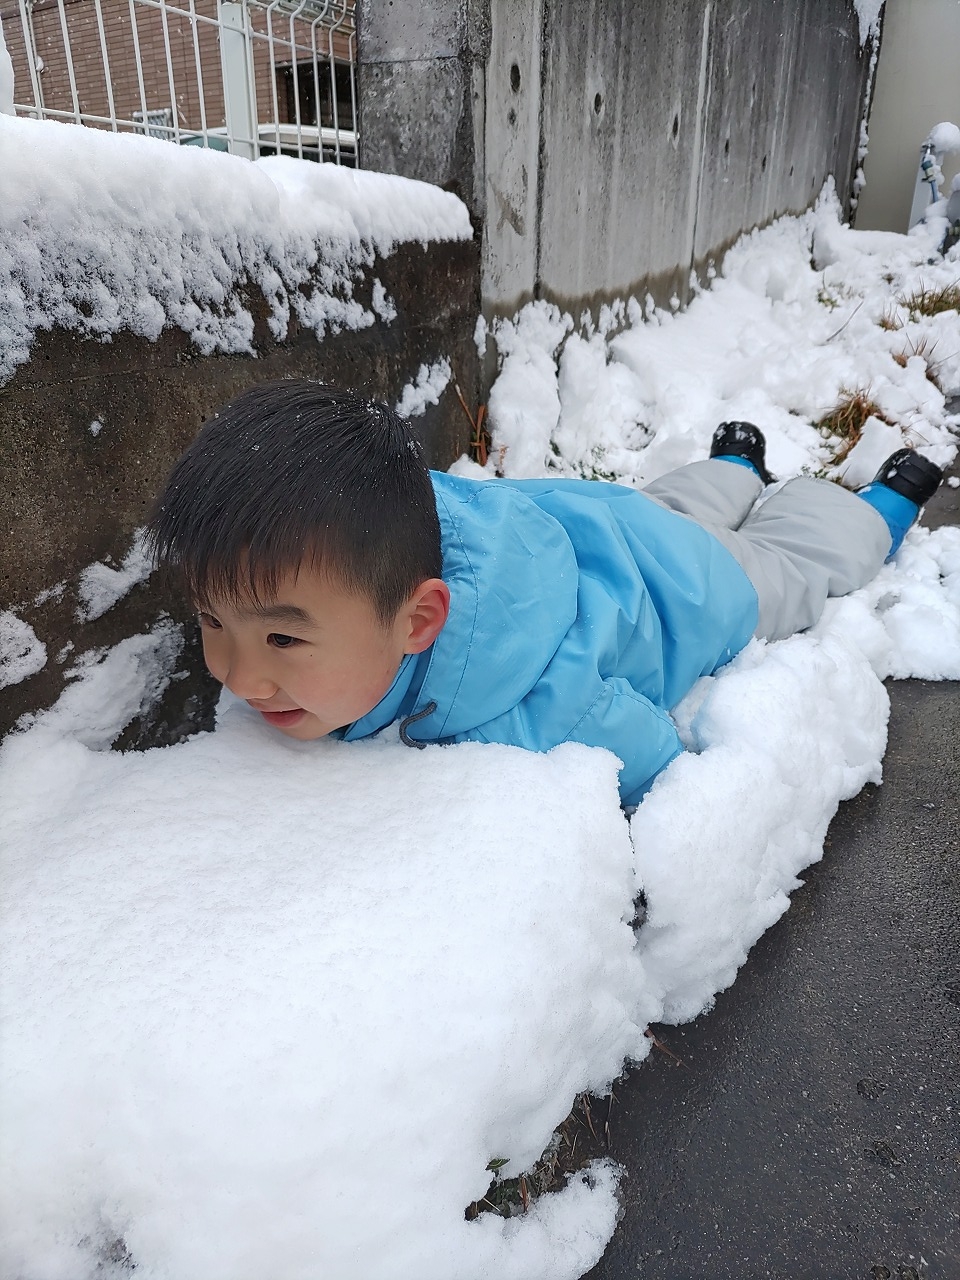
[{"left": 148, "top": 380, "right": 943, "bottom": 807}]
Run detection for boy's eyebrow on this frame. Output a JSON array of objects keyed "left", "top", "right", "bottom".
[{"left": 238, "top": 602, "right": 314, "bottom": 626}]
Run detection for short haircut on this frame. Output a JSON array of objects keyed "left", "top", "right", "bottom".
[{"left": 147, "top": 380, "right": 442, "bottom": 623}]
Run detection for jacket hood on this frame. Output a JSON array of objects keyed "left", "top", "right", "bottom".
[
  {"left": 338, "top": 474, "right": 578, "bottom": 743},
  {"left": 412, "top": 473, "right": 581, "bottom": 738}
]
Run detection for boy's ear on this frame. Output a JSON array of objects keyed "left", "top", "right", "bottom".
[{"left": 402, "top": 578, "right": 450, "bottom": 653}]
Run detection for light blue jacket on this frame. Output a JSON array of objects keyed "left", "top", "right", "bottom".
[{"left": 338, "top": 472, "right": 759, "bottom": 806}]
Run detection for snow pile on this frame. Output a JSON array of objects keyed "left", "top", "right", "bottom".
[
  {"left": 0, "top": 117, "right": 472, "bottom": 384},
  {"left": 1, "top": 634, "right": 645, "bottom": 1280},
  {"left": 928, "top": 121, "right": 960, "bottom": 156},
  {"left": 76, "top": 529, "right": 153, "bottom": 622},
  {"left": 2, "top": 191, "right": 959, "bottom": 1279},
  {"left": 839, "top": 524, "right": 960, "bottom": 680},
  {"left": 0, "top": 610, "right": 46, "bottom": 688},
  {"left": 636, "top": 613, "right": 890, "bottom": 1022},
  {"left": 633, "top": 526, "right": 960, "bottom": 1024},
  {"left": 485, "top": 188, "right": 958, "bottom": 487},
  {"left": 487, "top": 304, "right": 574, "bottom": 477}
]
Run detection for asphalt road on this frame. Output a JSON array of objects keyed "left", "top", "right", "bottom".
[{"left": 587, "top": 469, "right": 960, "bottom": 1280}]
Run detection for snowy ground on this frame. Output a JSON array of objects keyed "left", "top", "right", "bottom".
[{"left": 2, "top": 188, "right": 960, "bottom": 1278}]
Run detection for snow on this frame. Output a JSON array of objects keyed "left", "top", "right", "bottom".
[
  {"left": 0, "top": 611, "right": 46, "bottom": 688},
  {"left": 487, "top": 304, "right": 572, "bottom": 477},
  {"left": 928, "top": 121, "right": 960, "bottom": 155},
  {"left": 2, "top": 186, "right": 960, "bottom": 1277},
  {"left": 395, "top": 357, "right": 452, "bottom": 418},
  {"left": 848, "top": 27, "right": 880, "bottom": 210},
  {"left": 371, "top": 277, "right": 397, "bottom": 323},
  {"left": 76, "top": 529, "right": 153, "bottom": 622},
  {"left": 0, "top": 117, "right": 472, "bottom": 385},
  {"left": 32, "top": 581, "right": 64, "bottom": 606},
  {"left": 853, "top": 0, "right": 884, "bottom": 45},
  {"left": 835, "top": 413, "right": 904, "bottom": 488},
  {"left": 486, "top": 187, "right": 958, "bottom": 488},
  {"left": 635, "top": 611, "right": 890, "bottom": 1022},
  {"left": 2, "top": 637, "right": 643, "bottom": 1280}
]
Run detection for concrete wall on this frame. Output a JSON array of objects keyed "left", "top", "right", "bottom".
[
  {"left": 356, "top": 4, "right": 487, "bottom": 215},
  {"left": 359, "top": 0, "right": 873, "bottom": 321},
  {"left": 855, "top": 0, "right": 960, "bottom": 233},
  {"left": 0, "top": 238, "right": 479, "bottom": 740}
]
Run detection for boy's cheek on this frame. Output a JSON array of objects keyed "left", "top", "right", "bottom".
[{"left": 199, "top": 633, "right": 226, "bottom": 685}]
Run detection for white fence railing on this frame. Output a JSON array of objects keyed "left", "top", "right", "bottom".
[{"left": 5, "top": 0, "right": 357, "bottom": 164}]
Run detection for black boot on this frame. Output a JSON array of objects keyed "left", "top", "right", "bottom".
[
  {"left": 858, "top": 449, "right": 944, "bottom": 558},
  {"left": 868, "top": 448, "right": 943, "bottom": 506},
  {"left": 709, "top": 420, "right": 777, "bottom": 485}
]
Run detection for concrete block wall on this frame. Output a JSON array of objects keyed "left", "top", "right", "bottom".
[{"left": 358, "top": 0, "right": 874, "bottom": 323}]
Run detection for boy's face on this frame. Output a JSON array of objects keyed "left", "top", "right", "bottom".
[{"left": 196, "top": 567, "right": 448, "bottom": 740}]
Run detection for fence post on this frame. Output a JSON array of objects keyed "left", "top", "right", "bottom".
[{"left": 218, "top": 0, "right": 256, "bottom": 159}]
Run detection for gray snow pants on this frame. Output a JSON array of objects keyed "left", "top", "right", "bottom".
[{"left": 643, "top": 459, "right": 892, "bottom": 642}]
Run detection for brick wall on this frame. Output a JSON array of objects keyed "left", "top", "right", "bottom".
[{"left": 2, "top": 0, "right": 353, "bottom": 135}]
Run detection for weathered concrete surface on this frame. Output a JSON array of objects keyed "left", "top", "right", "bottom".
[
  {"left": 477, "top": 1, "right": 544, "bottom": 314},
  {"left": 356, "top": 0, "right": 488, "bottom": 216},
  {"left": 532, "top": 0, "right": 710, "bottom": 315},
  {"left": 525, "top": 0, "right": 873, "bottom": 315},
  {"left": 0, "top": 237, "right": 480, "bottom": 739},
  {"left": 587, "top": 469, "right": 960, "bottom": 1280},
  {"left": 690, "top": 0, "right": 872, "bottom": 271},
  {"left": 359, "top": 0, "right": 875, "bottom": 323}
]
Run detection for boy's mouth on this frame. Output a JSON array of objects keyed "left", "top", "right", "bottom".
[{"left": 256, "top": 707, "right": 307, "bottom": 729}]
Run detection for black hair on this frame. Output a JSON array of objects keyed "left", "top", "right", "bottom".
[{"left": 147, "top": 380, "right": 442, "bottom": 624}]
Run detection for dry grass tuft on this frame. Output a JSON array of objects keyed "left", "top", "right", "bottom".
[
  {"left": 815, "top": 388, "right": 893, "bottom": 466},
  {"left": 464, "top": 1091, "right": 613, "bottom": 1221},
  {"left": 464, "top": 1026, "right": 689, "bottom": 1222},
  {"left": 878, "top": 308, "right": 902, "bottom": 332},
  {"left": 891, "top": 334, "right": 945, "bottom": 391},
  {"left": 898, "top": 279, "right": 960, "bottom": 318}
]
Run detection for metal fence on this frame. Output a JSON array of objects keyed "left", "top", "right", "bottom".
[{"left": 3, "top": 0, "right": 357, "bottom": 164}]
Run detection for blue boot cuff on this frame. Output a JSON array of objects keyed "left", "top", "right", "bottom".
[
  {"left": 712, "top": 454, "right": 762, "bottom": 479},
  {"left": 858, "top": 483, "right": 920, "bottom": 559}
]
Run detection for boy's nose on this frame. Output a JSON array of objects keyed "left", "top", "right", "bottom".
[{"left": 222, "top": 655, "right": 278, "bottom": 702}]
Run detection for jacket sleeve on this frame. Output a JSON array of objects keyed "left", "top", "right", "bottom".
[
  {"left": 456, "top": 675, "right": 684, "bottom": 808},
  {"left": 560, "top": 676, "right": 684, "bottom": 806}
]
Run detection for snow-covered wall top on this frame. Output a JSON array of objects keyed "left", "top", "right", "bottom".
[
  {"left": 0, "top": 115, "right": 479, "bottom": 737},
  {"left": 0, "top": 116, "right": 472, "bottom": 386}
]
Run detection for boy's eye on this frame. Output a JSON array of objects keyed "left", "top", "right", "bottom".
[
  {"left": 198, "top": 613, "right": 222, "bottom": 630},
  {"left": 268, "top": 633, "right": 298, "bottom": 648}
]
